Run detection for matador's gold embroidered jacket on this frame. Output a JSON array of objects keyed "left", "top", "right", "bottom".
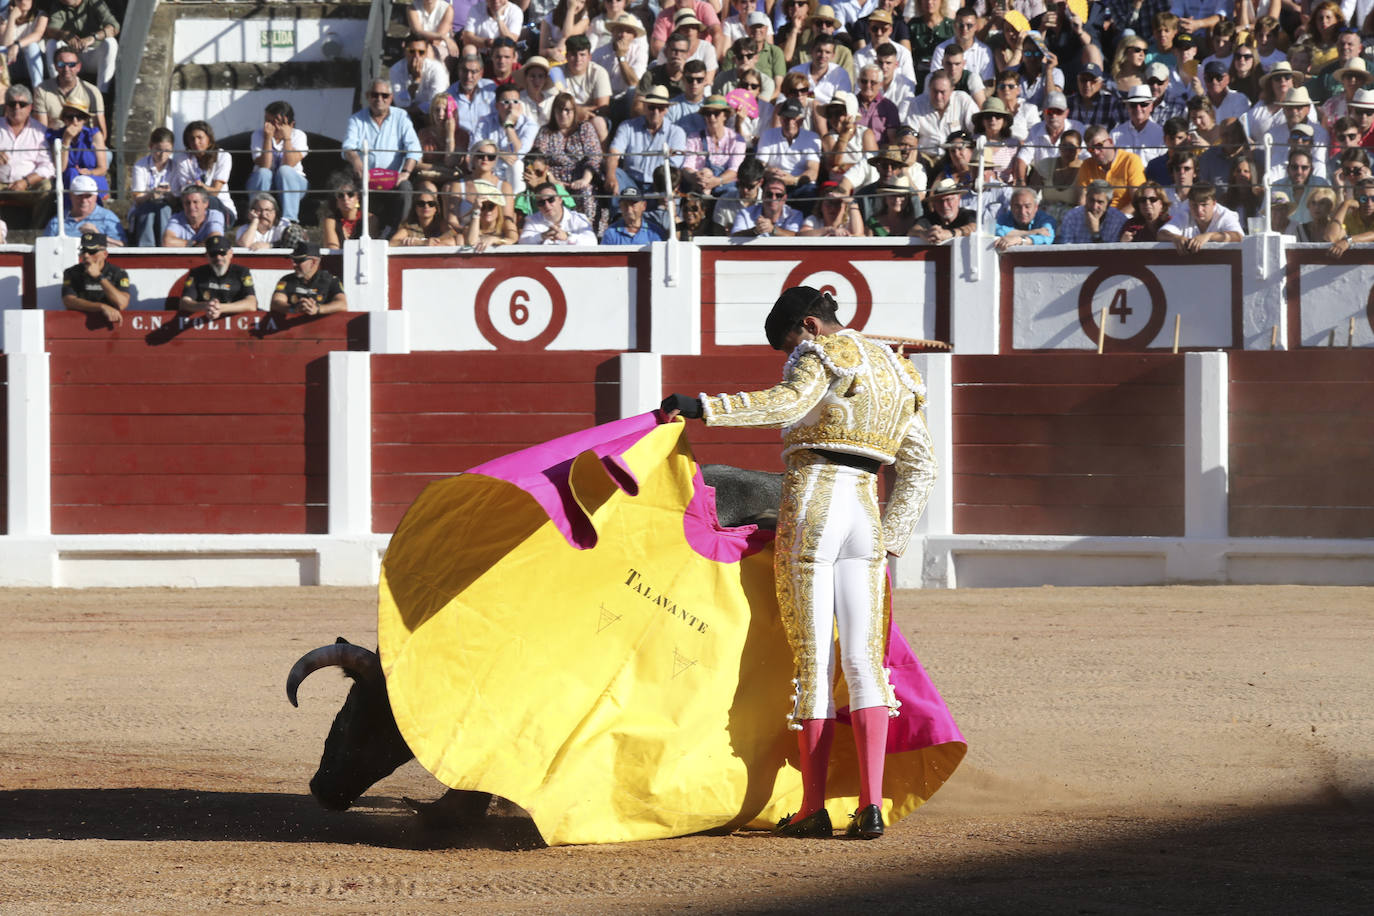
[{"left": 699, "top": 329, "right": 937, "bottom": 556}]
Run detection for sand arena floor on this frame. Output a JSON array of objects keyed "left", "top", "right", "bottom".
[{"left": 1, "top": 585, "right": 1371, "bottom": 914}]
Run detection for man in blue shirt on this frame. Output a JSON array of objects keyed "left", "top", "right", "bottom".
[
  {"left": 473, "top": 83, "right": 540, "bottom": 193},
  {"left": 342, "top": 77, "right": 423, "bottom": 232},
  {"left": 605, "top": 85, "right": 687, "bottom": 201},
  {"left": 1058, "top": 179, "right": 1128, "bottom": 244},
  {"left": 601, "top": 186, "right": 669, "bottom": 244},
  {"left": 993, "top": 186, "right": 1056, "bottom": 250},
  {"left": 448, "top": 52, "right": 496, "bottom": 135},
  {"left": 43, "top": 174, "right": 126, "bottom": 243}
]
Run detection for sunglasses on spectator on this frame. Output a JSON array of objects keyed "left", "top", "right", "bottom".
[
  {"left": 415, "top": 199, "right": 438, "bottom": 207},
  {"left": 4, "top": 99, "right": 29, "bottom": 107},
  {"left": 336, "top": 190, "right": 358, "bottom": 198},
  {"left": 1207, "top": 74, "right": 1226, "bottom": 81},
  {"left": 1138, "top": 196, "right": 1160, "bottom": 203},
  {"left": 740, "top": 82, "right": 761, "bottom": 89},
  {"left": 763, "top": 191, "right": 787, "bottom": 199},
  {"left": 369, "top": 91, "right": 391, "bottom": 98},
  {"left": 477, "top": 153, "right": 497, "bottom": 161},
  {"left": 739, "top": 50, "right": 757, "bottom": 59},
  {"left": 55, "top": 61, "right": 78, "bottom": 69},
  {"left": 790, "top": 87, "right": 813, "bottom": 96},
  {"left": 538, "top": 196, "right": 559, "bottom": 206},
  {"left": 1235, "top": 53, "right": 1254, "bottom": 59},
  {"left": 1346, "top": 166, "right": 1368, "bottom": 176},
  {"left": 61, "top": 110, "right": 88, "bottom": 119},
  {"left": 1129, "top": 101, "right": 1152, "bottom": 107},
  {"left": 859, "top": 78, "right": 881, "bottom": 85},
  {"left": 685, "top": 76, "right": 706, "bottom": 83},
  {"left": 1361, "top": 195, "right": 1374, "bottom": 203},
  {"left": 1147, "top": 79, "right": 1167, "bottom": 87},
  {"left": 1126, "top": 46, "right": 1146, "bottom": 53}
]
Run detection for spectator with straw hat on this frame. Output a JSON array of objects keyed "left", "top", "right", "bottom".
[{"left": 912, "top": 177, "right": 975, "bottom": 242}]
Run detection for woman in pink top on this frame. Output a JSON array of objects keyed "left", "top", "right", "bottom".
[{"left": 682, "top": 94, "right": 745, "bottom": 195}]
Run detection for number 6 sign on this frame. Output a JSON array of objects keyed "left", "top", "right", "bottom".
[{"left": 473, "top": 264, "right": 569, "bottom": 351}]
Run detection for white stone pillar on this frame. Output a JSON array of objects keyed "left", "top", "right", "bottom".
[
  {"left": 4, "top": 311, "right": 50, "bottom": 535},
  {"left": 892, "top": 351, "right": 954, "bottom": 589},
  {"left": 342, "top": 238, "right": 390, "bottom": 312},
  {"left": 949, "top": 235, "right": 1000, "bottom": 353},
  {"left": 649, "top": 240, "right": 701, "bottom": 354},
  {"left": 328, "top": 350, "right": 372, "bottom": 537},
  {"left": 1241, "top": 232, "right": 1287, "bottom": 349},
  {"left": 33, "top": 235, "right": 77, "bottom": 310},
  {"left": 619, "top": 352, "right": 663, "bottom": 419}
]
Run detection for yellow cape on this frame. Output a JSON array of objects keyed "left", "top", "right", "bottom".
[{"left": 378, "top": 419, "right": 964, "bottom": 845}]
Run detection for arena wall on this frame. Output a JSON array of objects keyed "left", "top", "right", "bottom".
[{"left": 2, "top": 236, "right": 1372, "bottom": 588}]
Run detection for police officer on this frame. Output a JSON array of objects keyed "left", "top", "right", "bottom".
[
  {"left": 179, "top": 234, "right": 257, "bottom": 318},
  {"left": 270, "top": 241, "right": 348, "bottom": 316},
  {"left": 61, "top": 231, "right": 130, "bottom": 326}
]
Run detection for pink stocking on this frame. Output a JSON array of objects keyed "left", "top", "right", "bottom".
[
  {"left": 850, "top": 706, "right": 889, "bottom": 809},
  {"left": 796, "top": 718, "right": 834, "bottom": 817}
]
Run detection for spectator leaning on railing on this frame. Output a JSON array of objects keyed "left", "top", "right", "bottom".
[
  {"left": 600, "top": 184, "right": 667, "bottom": 243},
  {"left": 61, "top": 230, "right": 127, "bottom": 326},
  {"left": 178, "top": 234, "right": 257, "bottom": 319},
  {"left": 993, "top": 185, "right": 1056, "bottom": 249},
  {"left": 518, "top": 179, "right": 598, "bottom": 243},
  {"left": 271, "top": 241, "right": 348, "bottom": 316},
  {"left": 1157, "top": 181, "right": 1244, "bottom": 254},
  {"left": 1058, "top": 178, "right": 1128, "bottom": 244}
]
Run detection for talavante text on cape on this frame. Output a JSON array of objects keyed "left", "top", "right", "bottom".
[{"left": 624, "top": 568, "right": 710, "bottom": 634}]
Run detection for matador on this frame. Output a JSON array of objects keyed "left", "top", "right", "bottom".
[{"left": 662, "top": 286, "right": 937, "bottom": 840}]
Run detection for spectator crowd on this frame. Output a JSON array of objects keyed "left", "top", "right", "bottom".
[{"left": 7, "top": 0, "right": 1374, "bottom": 256}]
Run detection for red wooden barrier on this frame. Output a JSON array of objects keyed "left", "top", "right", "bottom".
[
  {"left": 370, "top": 351, "right": 622, "bottom": 534},
  {"left": 952, "top": 354, "right": 1186, "bottom": 536},
  {"left": 1229, "top": 351, "right": 1374, "bottom": 538},
  {"left": 46, "top": 311, "right": 366, "bottom": 534}
]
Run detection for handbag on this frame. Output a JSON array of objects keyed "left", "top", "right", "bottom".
[{"left": 368, "top": 168, "right": 399, "bottom": 190}]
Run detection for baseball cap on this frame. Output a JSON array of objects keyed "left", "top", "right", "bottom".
[
  {"left": 69, "top": 174, "right": 99, "bottom": 195},
  {"left": 777, "top": 98, "right": 806, "bottom": 119},
  {"left": 1290, "top": 122, "right": 1315, "bottom": 138},
  {"left": 1079, "top": 62, "right": 1104, "bottom": 80},
  {"left": 79, "top": 230, "right": 107, "bottom": 251},
  {"left": 746, "top": 11, "right": 770, "bottom": 28},
  {"left": 1044, "top": 91, "right": 1068, "bottom": 111},
  {"left": 291, "top": 240, "right": 321, "bottom": 260},
  {"left": 1146, "top": 62, "right": 1171, "bottom": 83},
  {"left": 619, "top": 185, "right": 644, "bottom": 202},
  {"left": 1204, "top": 60, "right": 1229, "bottom": 78}
]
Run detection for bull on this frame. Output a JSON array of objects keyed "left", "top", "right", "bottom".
[{"left": 287, "top": 465, "right": 783, "bottom": 818}]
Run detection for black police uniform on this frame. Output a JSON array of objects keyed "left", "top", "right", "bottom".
[
  {"left": 274, "top": 268, "right": 343, "bottom": 312},
  {"left": 62, "top": 263, "right": 130, "bottom": 304},
  {"left": 184, "top": 263, "right": 255, "bottom": 304}
]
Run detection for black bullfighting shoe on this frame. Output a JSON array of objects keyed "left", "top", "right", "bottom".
[
  {"left": 774, "top": 808, "right": 833, "bottom": 838},
  {"left": 845, "top": 804, "right": 885, "bottom": 839}
]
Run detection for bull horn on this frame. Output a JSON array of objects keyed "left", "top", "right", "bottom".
[{"left": 286, "top": 638, "right": 382, "bottom": 707}]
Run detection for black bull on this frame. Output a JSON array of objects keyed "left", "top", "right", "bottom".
[{"left": 287, "top": 465, "right": 783, "bottom": 814}]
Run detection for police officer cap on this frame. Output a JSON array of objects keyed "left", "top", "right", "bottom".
[
  {"left": 291, "top": 240, "right": 321, "bottom": 261},
  {"left": 765, "top": 286, "right": 839, "bottom": 350},
  {"left": 79, "top": 230, "right": 107, "bottom": 251}
]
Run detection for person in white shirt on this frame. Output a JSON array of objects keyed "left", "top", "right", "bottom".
[
  {"left": 463, "top": 0, "right": 522, "bottom": 51},
  {"left": 1014, "top": 91, "right": 1082, "bottom": 185},
  {"left": 518, "top": 180, "right": 598, "bottom": 244},
  {"left": 1198, "top": 60, "right": 1251, "bottom": 123},
  {"left": 1112, "top": 85, "right": 1166, "bottom": 164},
  {"left": 929, "top": 7, "right": 994, "bottom": 82},
  {"left": 1265, "top": 87, "right": 1330, "bottom": 183},
  {"left": 874, "top": 43, "right": 917, "bottom": 111},
  {"left": 246, "top": 101, "right": 311, "bottom": 223},
  {"left": 902, "top": 70, "right": 977, "bottom": 158},
  {"left": 592, "top": 12, "right": 647, "bottom": 100},
  {"left": 390, "top": 34, "right": 450, "bottom": 114},
  {"left": 755, "top": 97, "right": 822, "bottom": 193},
  {"left": 853, "top": 10, "right": 915, "bottom": 83},
  {"left": 731, "top": 173, "right": 803, "bottom": 236},
  {"left": 788, "top": 33, "right": 852, "bottom": 105},
  {"left": 1158, "top": 182, "right": 1244, "bottom": 253},
  {"left": 551, "top": 34, "right": 612, "bottom": 143}
]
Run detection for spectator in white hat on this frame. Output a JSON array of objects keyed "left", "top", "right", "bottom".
[
  {"left": 1015, "top": 91, "right": 1082, "bottom": 185},
  {"left": 43, "top": 172, "right": 124, "bottom": 242},
  {"left": 1245, "top": 61, "right": 1306, "bottom": 144},
  {"left": 1112, "top": 85, "right": 1167, "bottom": 164}
]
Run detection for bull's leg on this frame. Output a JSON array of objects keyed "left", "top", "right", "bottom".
[{"left": 404, "top": 788, "right": 494, "bottom": 827}]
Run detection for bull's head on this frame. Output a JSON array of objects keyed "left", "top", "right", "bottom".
[{"left": 286, "top": 637, "right": 416, "bottom": 810}]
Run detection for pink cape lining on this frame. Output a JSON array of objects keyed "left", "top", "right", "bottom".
[{"left": 466, "top": 412, "right": 964, "bottom": 755}]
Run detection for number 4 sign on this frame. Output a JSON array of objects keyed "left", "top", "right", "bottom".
[{"left": 1077, "top": 264, "right": 1167, "bottom": 350}]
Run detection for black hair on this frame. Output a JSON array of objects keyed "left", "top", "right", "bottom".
[
  {"left": 737, "top": 157, "right": 765, "bottom": 187},
  {"left": 565, "top": 34, "right": 592, "bottom": 53},
  {"left": 764, "top": 287, "right": 840, "bottom": 350},
  {"left": 265, "top": 100, "right": 295, "bottom": 123}
]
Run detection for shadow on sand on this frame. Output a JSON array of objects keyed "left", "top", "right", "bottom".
[{"left": 0, "top": 788, "right": 545, "bottom": 852}]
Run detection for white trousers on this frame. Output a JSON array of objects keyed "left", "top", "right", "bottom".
[{"left": 775, "top": 451, "right": 895, "bottom": 726}]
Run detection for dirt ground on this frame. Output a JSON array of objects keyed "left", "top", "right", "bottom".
[{"left": 2, "top": 585, "right": 1371, "bottom": 915}]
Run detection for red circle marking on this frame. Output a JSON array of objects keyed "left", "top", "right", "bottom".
[
  {"left": 473, "top": 264, "right": 568, "bottom": 351},
  {"left": 1076, "top": 264, "right": 1168, "bottom": 351},
  {"left": 783, "top": 259, "right": 873, "bottom": 330}
]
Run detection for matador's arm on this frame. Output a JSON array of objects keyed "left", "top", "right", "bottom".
[
  {"left": 699, "top": 350, "right": 830, "bottom": 429},
  {"left": 881, "top": 411, "right": 938, "bottom": 557}
]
